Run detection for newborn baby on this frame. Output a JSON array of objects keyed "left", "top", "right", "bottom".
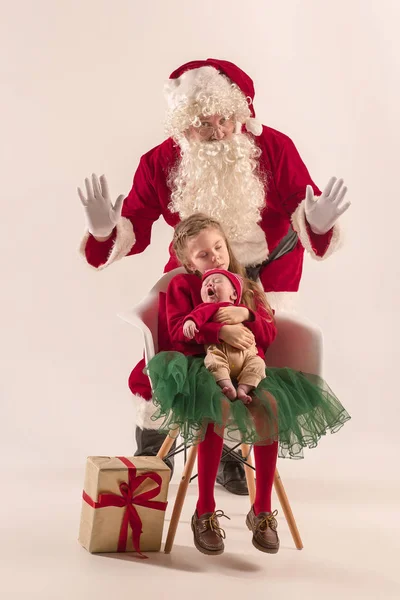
[{"left": 183, "top": 269, "right": 266, "bottom": 404}]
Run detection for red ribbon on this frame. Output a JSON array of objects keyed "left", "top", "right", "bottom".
[{"left": 82, "top": 456, "right": 168, "bottom": 558}]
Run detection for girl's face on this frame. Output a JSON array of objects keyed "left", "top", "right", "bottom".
[{"left": 185, "top": 227, "right": 230, "bottom": 274}]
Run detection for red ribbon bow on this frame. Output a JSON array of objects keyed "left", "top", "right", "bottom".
[{"left": 82, "top": 456, "right": 168, "bottom": 558}]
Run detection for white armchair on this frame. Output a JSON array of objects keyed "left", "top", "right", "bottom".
[{"left": 118, "top": 268, "right": 323, "bottom": 553}]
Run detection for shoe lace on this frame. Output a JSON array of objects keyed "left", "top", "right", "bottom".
[
  {"left": 204, "top": 510, "right": 231, "bottom": 540},
  {"left": 257, "top": 509, "right": 278, "bottom": 532}
]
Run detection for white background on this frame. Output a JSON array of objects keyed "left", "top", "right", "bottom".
[{"left": 1, "top": 1, "right": 399, "bottom": 598}]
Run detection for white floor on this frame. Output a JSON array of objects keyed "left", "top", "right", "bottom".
[{"left": 2, "top": 460, "right": 399, "bottom": 600}]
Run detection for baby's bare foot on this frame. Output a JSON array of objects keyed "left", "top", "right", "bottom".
[
  {"left": 237, "top": 385, "right": 253, "bottom": 405},
  {"left": 222, "top": 385, "right": 237, "bottom": 400},
  {"left": 218, "top": 379, "right": 237, "bottom": 400}
]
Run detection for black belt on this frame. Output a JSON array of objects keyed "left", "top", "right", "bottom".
[{"left": 245, "top": 226, "right": 299, "bottom": 281}]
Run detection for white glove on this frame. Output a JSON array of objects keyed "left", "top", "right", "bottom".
[
  {"left": 305, "top": 177, "right": 350, "bottom": 235},
  {"left": 77, "top": 174, "right": 124, "bottom": 238}
]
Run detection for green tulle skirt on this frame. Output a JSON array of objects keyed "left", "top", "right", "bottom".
[{"left": 145, "top": 351, "right": 350, "bottom": 459}]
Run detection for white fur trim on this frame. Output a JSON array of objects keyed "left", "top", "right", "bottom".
[
  {"left": 265, "top": 291, "right": 298, "bottom": 312},
  {"left": 291, "top": 198, "right": 342, "bottom": 261},
  {"left": 79, "top": 231, "right": 91, "bottom": 261},
  {"left": 245, "top": 118, "right": 263, "bottom": 136},
  {"left": 133, "top": 394, "right": 166, "bottom": 430},
  {"left": 79, "top": 217, "right": 136, "bottom": 270}
]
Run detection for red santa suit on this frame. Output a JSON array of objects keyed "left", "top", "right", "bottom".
[
  {"left": 82, "top": 127, "right": 339, "bottom": 289},
  {"left": 79, "top": 59, "right": 341, "bottom": 429}
]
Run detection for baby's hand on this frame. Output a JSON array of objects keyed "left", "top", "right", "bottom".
[{"left": 183, "top": 319, "right": 199, "bottom": 340}]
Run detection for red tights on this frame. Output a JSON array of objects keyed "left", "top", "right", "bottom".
[{"left": 196, "top": 423, "right": 278, "bottom": 516}]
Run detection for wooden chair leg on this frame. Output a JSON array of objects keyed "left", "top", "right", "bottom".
[
  {"left": 156, "top": 431, "right": 178, "bottom": 460},
  {"left": 273, "top": 468, "right": 303, "bottom": 550},
  {"left": 164, "top": 444, "right": 198, "bottom": 554},
  {"left": 240, "top": 443, "right": 256, "bottom": 506}
]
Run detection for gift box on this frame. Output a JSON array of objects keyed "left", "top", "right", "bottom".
[{"left": 78, "top": 456, "right": 170, "bottom": 556}]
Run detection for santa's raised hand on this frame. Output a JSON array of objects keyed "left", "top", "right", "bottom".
[
  {"left": 78, "top": 174, "right": 124, "bottom": 239},
  {"left": 305, "top": 177, "right": 350, "bottom": 235}
]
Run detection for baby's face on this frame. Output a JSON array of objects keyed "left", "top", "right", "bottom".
[{"left": 201, "top": 274, "right": 237, "bottom": 304}]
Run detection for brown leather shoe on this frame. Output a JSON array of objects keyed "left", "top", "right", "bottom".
[
  {"left": 191, "top": 510, "right": 230, "bottom": 555},
  {"left": 246, "top": 506, "right": 280, "bottom": 554}
]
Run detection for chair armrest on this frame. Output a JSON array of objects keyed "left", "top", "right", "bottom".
[
  {"left": 117, "top": 309, "right": 156, "bottom": 363},
  {"left": 267, "top": 311, "right": 323, "bottom": 376}
]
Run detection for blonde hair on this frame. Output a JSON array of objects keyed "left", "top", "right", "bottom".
[{"left": 172, "top": 213, "right": 274, "bottom": 320}]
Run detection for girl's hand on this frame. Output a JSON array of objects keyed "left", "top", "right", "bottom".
[
  {"left": 183, "top": 319, "right": 199, "bottom": 340},
  {"left": 214, "top": 306, "right": 250, "bottom": 325},
  {"left": 219, "top": 324, "right": 255, "bottom": 350}
]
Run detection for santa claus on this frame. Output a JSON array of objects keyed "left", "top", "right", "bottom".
[{"left": 78, "top": 58, "right": 350, "bottom": 493}]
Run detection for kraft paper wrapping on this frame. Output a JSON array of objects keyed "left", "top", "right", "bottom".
[{"left": 78, "top": 456, "right": 170, "bottom": 553}]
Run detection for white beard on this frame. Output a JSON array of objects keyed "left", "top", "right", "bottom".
[{"left": 168, "top": 133, "right": 269, "bottom": 266}]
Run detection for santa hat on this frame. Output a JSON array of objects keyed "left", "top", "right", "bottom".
[
  {"left": 202, "top": 269, "right": 243, "bottom": 305},
  {"left": 164, "top": 58, "right": 263, "bottom": 137}
]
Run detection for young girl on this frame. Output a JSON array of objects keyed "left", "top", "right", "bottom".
[{"left": 146, "top": 213, "right": 350, "bottom": 556}]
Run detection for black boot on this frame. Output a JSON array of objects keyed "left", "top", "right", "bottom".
[
  {"left": 134, "top": 427, "right": 176, "bottom": 477},
  {"left": 216, "top": 445, "right": 249, "bottom": 495}
]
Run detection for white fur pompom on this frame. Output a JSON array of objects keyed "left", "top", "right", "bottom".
[{"left": 245, "top": 118, "right": 263, "bottom": 136}]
